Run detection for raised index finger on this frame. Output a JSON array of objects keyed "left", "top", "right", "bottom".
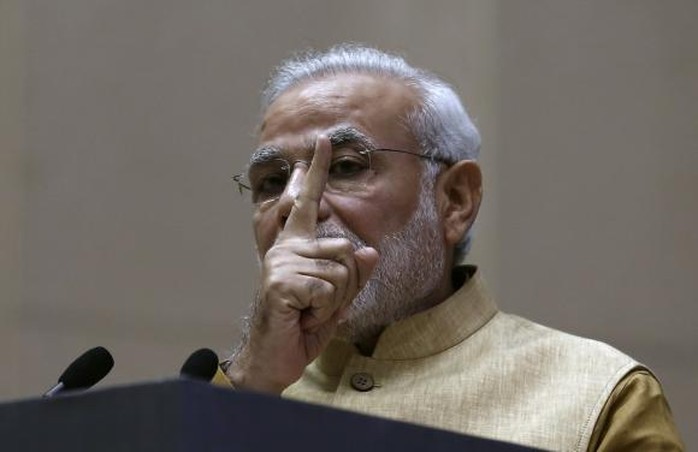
[{"left": 281, "top": 135, "right": 332, "bottom": 238}]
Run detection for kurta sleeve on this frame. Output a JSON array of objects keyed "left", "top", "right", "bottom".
[{"left": 588, "top": 369, "right": 684, "bottom": 451}]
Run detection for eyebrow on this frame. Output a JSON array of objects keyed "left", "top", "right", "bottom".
[
  {"left": 249, "top": 146, "right": 282, "bottom": 165},
  {"left": 249, "top": 126, "right": 377, "bottom": 166},
  {"left": 328, "top": 126, "right": 376, "bottom": 150}
]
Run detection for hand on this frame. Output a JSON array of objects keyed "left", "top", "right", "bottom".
[{"left": 227, "top": 135, "right": 379, "bottom": 394}]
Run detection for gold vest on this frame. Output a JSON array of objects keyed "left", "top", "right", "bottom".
[{"left": 283, "top": 268, "right": 643, "bottom": 451}]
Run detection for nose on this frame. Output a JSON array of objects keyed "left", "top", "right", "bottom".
[{"left": 275, "top": 164, "right": 331, "bottom": 230}]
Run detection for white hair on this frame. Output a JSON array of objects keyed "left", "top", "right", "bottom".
[{"left": 262, "top": 44, "right": 481, "bottom": 261}]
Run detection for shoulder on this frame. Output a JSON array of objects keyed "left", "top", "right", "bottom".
[
  {"left": 487, "top": 311, "right": 640, "bottom": 372},
  {"left": 474, "top": 311, "right": 652, "bottom": 449},
  {"left": 587, "top": 369, "right": 685, "bottom": 451}
]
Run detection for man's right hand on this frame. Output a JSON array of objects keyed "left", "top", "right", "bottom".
[{"left": 227, "top": 135, "right": 379, "bottom": 394}]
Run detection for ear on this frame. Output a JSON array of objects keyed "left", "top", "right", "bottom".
[{"left": 435, "top": 160, "right": 483, "bottom": 248}]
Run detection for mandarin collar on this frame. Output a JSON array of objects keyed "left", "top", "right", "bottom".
[{"left": 316, "top": 266, "right": 498, "bottom": 372}]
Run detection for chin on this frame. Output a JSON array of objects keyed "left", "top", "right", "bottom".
[{"left": 336, "top": 309, "right": 385, "bottom": 346}]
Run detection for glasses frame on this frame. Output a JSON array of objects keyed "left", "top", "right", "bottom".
[{"left": 232, "top": 147, "right": 452, "bottom": 202}]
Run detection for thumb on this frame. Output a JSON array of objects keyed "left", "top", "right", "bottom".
[{"left": 354, "top": 246, "right": 379, "bottom": 290}]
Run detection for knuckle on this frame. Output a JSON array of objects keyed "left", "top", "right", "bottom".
[
  {"left": 264, "top": 245, "right": 287, "bottom": 261},
  {"left": 335, "top": 238, "right": 354, "bottom": 252},
  {"left": 265, "top": 274, "right": 287, "bottom": 293},
  {"left": 271, "top": 237, "right": 303, "bottom": 250},
  {"left": 306, "top": 278, "right": 333, "bottom": 297},
  {"left": 314, "top": 258, "right": 332, "bottom": 270},
  {"left": 297, "top": 191, "right": 320, "bottom": 204},
  {"left": 336, "top": 264, "right": 350, "bottom": 281}
]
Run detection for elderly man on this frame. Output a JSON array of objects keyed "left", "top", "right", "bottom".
[{"left": 224, "top": 45, "right": 683, "bottom": 450}]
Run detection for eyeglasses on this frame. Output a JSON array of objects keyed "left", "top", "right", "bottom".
[{"left": 233, "top": 147, "right": 450, "bottom": 208}]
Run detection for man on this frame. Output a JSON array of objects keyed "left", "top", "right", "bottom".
[{"left": 224, "top": 45, "right": 683, "bottom": 450}]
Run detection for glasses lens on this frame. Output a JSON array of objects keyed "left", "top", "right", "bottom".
[
  {"left": 327, "top": 148, "right": 373, "bottom": 194},
  {"left": 240, "top": 149, "right": 374, "bottom": 206},
  {"left": 247, "top": 158, "right": 290, "bottom": 204}
]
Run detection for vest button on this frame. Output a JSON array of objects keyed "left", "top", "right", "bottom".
[{"left": 350, "top": 372, "right": 374, "bottom": 392}]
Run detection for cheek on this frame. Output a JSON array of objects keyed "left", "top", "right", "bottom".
[
  {"left": 331, "top": 187, "right": 419, "bottom": 246},
  {"left": 253, "top": 212, "right": 277, "bottom": 257},
  {"left": 250, "top": 172, "right": 422, "bottom": 253}
]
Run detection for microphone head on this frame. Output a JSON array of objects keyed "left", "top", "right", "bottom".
[
  {"left": 59, "top": 346, "right": 114, "bottom": 390},
  {"left": 180, "top": 348, "right": 219, "bottom": 381}
]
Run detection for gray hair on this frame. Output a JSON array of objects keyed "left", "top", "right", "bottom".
[{"left": 261, "top": 44, "right": 481, "bottom": 262}]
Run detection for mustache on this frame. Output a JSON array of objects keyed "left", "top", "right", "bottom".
[{"left": 315, "top": 222, "right": 368, "bottom": 250}]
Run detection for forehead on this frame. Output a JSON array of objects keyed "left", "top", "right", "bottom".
[{"left": 258, "top": 73, "right": 420, "bottom": 152}]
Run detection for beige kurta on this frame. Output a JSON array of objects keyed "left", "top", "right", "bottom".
[{"left": 283, "top": 267, "right": 683, "bottom": 451}]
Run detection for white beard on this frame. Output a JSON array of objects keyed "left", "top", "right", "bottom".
[{"left": 316, "top": 179, "right": 446, "bottom": 345}]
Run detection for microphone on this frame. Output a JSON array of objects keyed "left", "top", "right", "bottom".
[
  {"left": 180, "top": 348, "right": 232, "bottom": 388},
  {"left": 43, "top": 346, "right": 114, "bottom": 398}
]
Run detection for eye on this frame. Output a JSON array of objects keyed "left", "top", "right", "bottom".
[
  {"left": 248, "top": 162, "right": 289, "bottom": 202},
  {"left": 329, "top": 153, "right": 370, "bottom": 179},
  {"left": 251, "top": 173, "right": 288, "bottom": 202}
]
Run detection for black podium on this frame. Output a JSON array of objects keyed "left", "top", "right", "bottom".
[{"left": 0, "top": 380, "right": 535, "bottom": 451}]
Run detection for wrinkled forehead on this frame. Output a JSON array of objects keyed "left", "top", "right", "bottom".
[{"left": 257, "top": 74, "right": 421, "bottom": 151}]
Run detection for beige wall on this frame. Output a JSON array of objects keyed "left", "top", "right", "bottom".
[
  {"left": 0, "top": 0, "right": 23, "bottom": 398},
  {"left": 2, "top": 0, "right": 696, "bottom": 447},
  {"left": 495, "top": 5, "right": 698, "bottom": 447}
]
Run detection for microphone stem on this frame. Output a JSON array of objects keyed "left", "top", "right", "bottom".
[{"left": 43, "top": 382, "right": 65, "bottom": 398}]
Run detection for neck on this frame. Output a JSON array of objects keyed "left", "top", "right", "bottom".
[{"left": 349, "top": 270, "right": 455, "bottom": 355}]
